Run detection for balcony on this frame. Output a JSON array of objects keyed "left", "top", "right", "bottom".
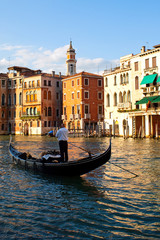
[
  {"left": 20, "top": 112, "right": 41, "bottom": 120},
  {"left": 118, "top": 102, "right": 132, "bottom": 109},
  {"left": 61, "top": 115, "right": 67, "bottom": 120},
  {"left": 84, "top": 113, "right": 91, "bottom": 119},
  {"left": 70, "top": 114, "right": 75, "bottom": 120},
  {"left": 149, "top": 86, "right": 157, "bottom": 93},
  {"left": 98, "top": 114, "right": 104, "bottom": 120},
  {"left": 75, "top": 113, "right": 81, "bottom": 119}
]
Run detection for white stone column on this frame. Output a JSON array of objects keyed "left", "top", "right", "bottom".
[{"left": 145, "top": 114, "right": 150, "bottom": 137}]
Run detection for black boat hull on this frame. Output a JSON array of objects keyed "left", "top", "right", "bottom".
[{"left": 9, "top": 140, "right": 111, "bottom": 176}]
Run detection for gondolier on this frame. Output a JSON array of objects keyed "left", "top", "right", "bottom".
[{"left": 56, "top": 123, "right": 68, "bottom": 162}]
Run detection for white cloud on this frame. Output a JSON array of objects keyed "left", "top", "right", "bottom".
[{"left": 0, "top": 43, "right": 119, "bottom": 75}]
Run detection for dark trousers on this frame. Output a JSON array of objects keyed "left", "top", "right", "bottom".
[{"left": 59, "top": 141, "right": 68, "bottom": 162}]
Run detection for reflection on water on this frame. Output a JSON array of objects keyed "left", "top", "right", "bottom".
[{"left": 0, "top": 135, "right": 160, "bottom": 239}]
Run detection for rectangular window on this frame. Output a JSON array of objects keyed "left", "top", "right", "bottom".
[
  {"left": 77, "top": 79, "right": 80, "bottom": 85},
  {"left": 72, "top": 92, "right": 74, "bottom": 99},
  {"left": 84, "top": 78, "right": 89, "bottom": 86},
  {"left": 98, "top": 105, "right": 103, "bottom": 114},
  {"left": 44, "top": 121, "right": 47, "bottom": 127},
  {"left": 2, "top": 80, "right": 5, "bottom": 87},
  {"left": 84, "top": 91, "right": 89, "bottom": 99},
  {"left": 98, "top": 92, "right": 102, "bottom": 100},
  {"left": 84, "top": 105, "right": 89, "bottom": 114},
  {"left": 152, "top": 57, "right": 156, "bottom": 68},
  {"left": 77, "top": 91, "right": 80, "bottom": 99},
  {"left": 48, "top": 81, "right": 51, "bottom": 86},
  {"left": 134, "top": 62, "right": 138, "bottom": 71},
  {"left": 64, "top": 94, "right": 66, "bottom": 101},
  {"left": 37, "top": 80, "right": 40, "bottom": 87},
  {"left": 56, "top": 81, "right": 59, "bottom": 87},
  {"left": 77, "top": 105, "right": 80, "bottom": 114},
  {"left": 44, "top": 80, "right": 47, "bottom": 86},
  {"left": 72, "top": 80, "right": 74, "bottom": 87},
  {"left": 64, "top": 82, "right": 66, "bottom": 88},
  {"left": 98, "top": 79, "right": 102, "bottom": 87},
  {"left": 37, "top": 121, "right": 40, "bottom": 127},
  {"left": 56, "top": 92, "right": 59, "bottom": 100},
  {"left": 72, "top": 106, "right": 74, "bottom": 114},
  {"left": 145, "top": 58, "right": 149, "bottom": 69},
  {"left": 56, "top": 109, "right": 59, "bottom": 117},
  {"left": 29, "top": 81, "right": 31, "bottom": 87},
  {"left": 64, "top": 107, "right": 66, "bottom": 115}
]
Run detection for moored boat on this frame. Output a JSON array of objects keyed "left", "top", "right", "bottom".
[{"left": 9, "top": 139, "right": 111, "bottom": 176}]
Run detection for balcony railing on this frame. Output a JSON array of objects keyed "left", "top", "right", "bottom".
[
  {"left": 70, "top": 114, "right": 75, "bottom": 120},
  {"left": 75, "top": 113, "right": 81, "bottom": 119},
  {"left": 20, "top": 112, "right": 41, "bottom": 120},
  {"left": 61, "top": 115, "right": 67, "bottom": 120},
  {"left": 118, "top": 102, "right": 132, "bottom": 109},
  {"left": 84, "top": 113, "right": 91, "bottom": 119},
  {"left": 98, "top": 114, "right": 104, "bottom": 120}
]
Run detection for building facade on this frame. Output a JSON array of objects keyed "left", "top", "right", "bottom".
[
  {"left": 62, "top": 71, "right": 104, "bottom": 131},
  {"left": 0, "top": 66, "right": 63, "bottom": 135},
  {"left": 103, "top": 44, "right": 160, "bottom": 138}
]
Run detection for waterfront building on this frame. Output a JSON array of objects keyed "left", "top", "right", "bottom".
[
  {"left": 103, "top": 44, "right": 160, "bottom": 138},
  {"left": 0, "top": 66, "right": 63, "bottom": 135},
  {"left": 62, "top": 71, "right": 104, "bottom": 131}
]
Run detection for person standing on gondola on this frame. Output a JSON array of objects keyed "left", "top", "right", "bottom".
[{"left": 56, "top": 123, "right": 68, "bottom": 162}]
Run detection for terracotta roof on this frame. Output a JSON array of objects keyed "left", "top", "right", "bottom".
[{"left": 64, "top": 71, "right": 103, "bottom": 80}]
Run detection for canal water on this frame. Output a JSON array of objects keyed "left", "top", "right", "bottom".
[{"left": 0, "top": 136, "right": 159, "bottom": 239}]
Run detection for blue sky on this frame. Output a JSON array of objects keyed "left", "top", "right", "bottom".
[{"left": 0, "top": 0, "right": 160, "bottom": 75}]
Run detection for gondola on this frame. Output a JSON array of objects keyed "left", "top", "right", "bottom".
[{"left": 9, "top": 139, "right": 111, "bottom": 176}]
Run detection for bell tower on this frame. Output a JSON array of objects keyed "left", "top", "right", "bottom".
[{"left": 66, "top": 41, "right": 77, "bottom": 76}]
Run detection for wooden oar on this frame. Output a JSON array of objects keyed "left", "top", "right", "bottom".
[
  {"left": 109, "top": 161, "right": 138, "bottom": 177},
  {"left": 69, "top": 142, "right": 92, "bottom": 157}
]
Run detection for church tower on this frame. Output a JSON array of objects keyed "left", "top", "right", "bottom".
[{"left": 66, "top": 41, "right": 77, "bottom": 76}]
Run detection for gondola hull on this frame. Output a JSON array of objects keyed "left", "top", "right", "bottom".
[{"left": 9, "top": 140, "right": 111, "bottom": 176}]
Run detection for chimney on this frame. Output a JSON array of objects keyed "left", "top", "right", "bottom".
[
  {"left": 141, "top": 46, "right": 146, "bottom": 53},
  {"left": 59, "top": 72, "right": 61, "bottom": 78},
  {"left": 52, "top": 71, "right": 55, "bottom": 77}
]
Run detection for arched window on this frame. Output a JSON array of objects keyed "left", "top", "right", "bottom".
[
  {"left": 34, "top": 107, "right": 37, "bottom": 115},
  {"left": 19, "top": 92, "right": 22, "bottom": 105},
  {"left": 44, "top": 90, "right": 47, "bottom": 99},
  {"left": 48, "top": 91, "right": 51, "bottom": 100},
  {"left": 30, "top": 91, "right": 33, "bottom": 102},
  {"left": 8, "top": 94, "right": 11, "bottom": 106},
  {"left": 30, "top": 107, "right": 33, "bottom": 115},
  {"left": 135, "top": 76, "right": 139, "bottom": 90},
  {"left": 26, "top": 92, "right": 29, "bottom": 102},
  {"left": 123, "top": 91, "right": 126, "bottom": 103},
  {"left": 33, "top": 90, "right": 37, "bottom": 101},
  {"left": 123, "top": 74, "right": 126, "bottom": 84},
  {"left": 44, "top": 107, "right": 47, "bottom": 116},
  {"left": 114, "top": 76, "right": 117, "bottom": 85},
  {"left": 26, "top": 108, "right": 29, "bottom": 115},
  {"left": 106, "top": 94, "right": 110, "bottom": 107},
  {"left": 14, "top": 93, "right": 16, "bottom": 105},
  {"left": 2, "top": 94, "right": 5, "bottom": 106},
  {"left": 114, "top": 92, "right": 117, "bottom": 106},
  {"left": 127, "top": 90, "right": 131, "bottom": 102},
  {"left": 119, "top": 92, "right": 123, "bottom": 103},
  {"left": 126, "top": 73, "right": 129, "bottom": 83},
  {"left": 105, "top": 77, "right": 108, "bottom": 87},
  {"left": 2, "top": 111, "right": 4, "bottom": 118},
  {"left": 120, "top": 74, "right": 123, "bottom": 84},
  {"left": 48, "top": 107, "right": 52, "bottom": 116}
]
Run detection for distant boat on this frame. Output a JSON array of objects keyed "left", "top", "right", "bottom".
[{"left": 9, "top": 139, "right": 111, "bottom": 176}]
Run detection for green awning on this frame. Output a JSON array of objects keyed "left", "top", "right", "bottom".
[
  {"left": 140, "top": 74, "right": 157, "bottom": 85},
  {"left": 157, "top": 76, "right": 160, "bottom": 83},
  {"left": 135, "top": 96, "right": 158, "bottom": 105},
  {"left": 152, "top": 96, "right": 160, "bottom": 103}
]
